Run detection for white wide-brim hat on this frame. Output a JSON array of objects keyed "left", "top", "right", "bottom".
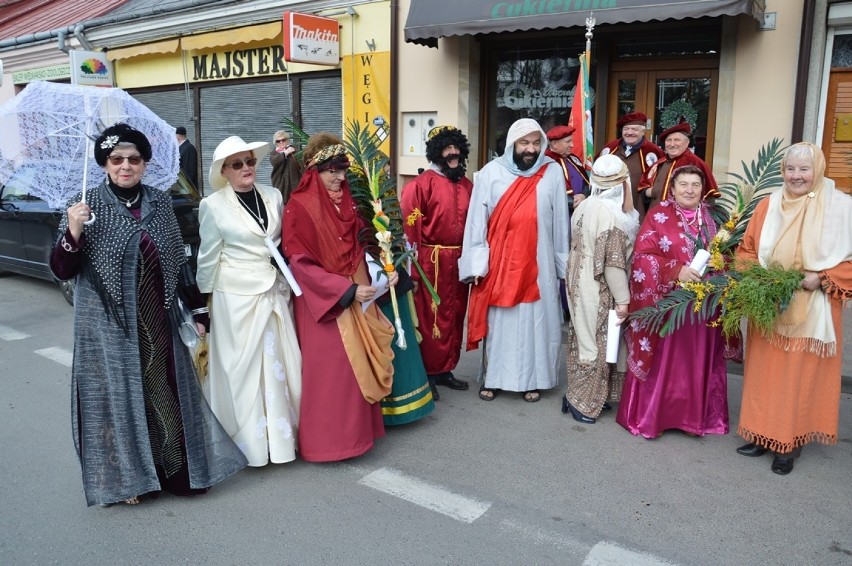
[{"left": 208, "top": 135, "right": 270, "bottom": 191}]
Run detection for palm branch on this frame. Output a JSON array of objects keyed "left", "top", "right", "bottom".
[
  {"left": 343, "top": 119, "right": 441, "bottom": 306},
  {"left": 343, "top": 120, "right": 406, "bottom": 254},
  {"left": 630, "top": 274, "right": 730, "bottom": 337},
  {"left": 279, "top": 116, "right": 309, "bottom": 163},
  {"left": 710, "top": 138, "right": 785, "bottom": 250}
]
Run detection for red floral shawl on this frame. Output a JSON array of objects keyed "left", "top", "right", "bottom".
[{"left": 626, "top": 199, "right": 717, "bottom": 380}]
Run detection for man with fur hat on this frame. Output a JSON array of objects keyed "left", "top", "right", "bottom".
[
  {"left": 563, "top": 154, "right": 639, "bottom": 424},
  {"left": 400, "top": 125, "right": 474, "bottom": 400},
  {"left": 459, "top": 118, "right": 569, "bottom": 403},
  {"left": 597, "top": 112, "right": 664, "bottom": 220},
  {"left": 545, "top": 124, "right": 589, "bottom": 213},
  {"left": 639, "top": 120, "right": 719, "bottom": 209}
]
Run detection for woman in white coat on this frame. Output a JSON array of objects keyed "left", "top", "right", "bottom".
[{"left": 196, "top": 136, "right": 302, "bottom": 466}]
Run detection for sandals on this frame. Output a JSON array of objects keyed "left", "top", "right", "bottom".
[
  {"left": 478, "top": 387, "right": 540, "bottom": 402},
  {"left": 522, "top": 390, "right": 541, "bottom": 403},
  {"left": 479, "top": 386, "right": 498, "bottom": 401}
]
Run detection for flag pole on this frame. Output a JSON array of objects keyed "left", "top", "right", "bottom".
[{"left": 585, "top": 12, "right": 596, "bottom": 62}]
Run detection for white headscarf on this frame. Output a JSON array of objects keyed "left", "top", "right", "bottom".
[
  {"left": 588, "top": 154, "right": 640, "bottom": 241},
  {"left": 498, "top": 118, "right": 552, "bottom": 176}
]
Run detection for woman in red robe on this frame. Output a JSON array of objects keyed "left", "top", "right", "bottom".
[{"left": 282, "top": 133, "right": 396, "bottom": 462}]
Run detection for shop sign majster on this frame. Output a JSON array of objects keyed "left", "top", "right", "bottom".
[{"left": 282, "top": 12, "right": 339, "bottom": 66}]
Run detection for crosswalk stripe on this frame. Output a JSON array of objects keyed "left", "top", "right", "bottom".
[
  {"left": 584, "top": 541, "right": 679, "bottom": 566},
  {"left": 34, "top": 347, "right": 73, "bottom": 367},
  {"left": 0, "top": 324, "right": 30, "bottom": 341},
  {"left": 359, "top": 467, "right": 491, "bottom": 524}
]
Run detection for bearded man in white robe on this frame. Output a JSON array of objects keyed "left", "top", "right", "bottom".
[{"left": 459, "top": 118, "right": 569, "bottom": 403}]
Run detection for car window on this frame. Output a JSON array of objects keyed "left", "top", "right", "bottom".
[
  {"left": 170, "top": 172, "right": 201, "bottom": 200},
  {"left": 0, "top": 179, "right": 33, "bottom": 201}
]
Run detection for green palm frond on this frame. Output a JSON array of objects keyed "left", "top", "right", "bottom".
[
  {"left": 630, "top": 275, "right": 730, "bottom": 337},
  {"left": 279, "top": 117, "right": 309, "bottom": 163},
  {"left": 629, "top": 265, "right": 802, "bottom": 339},
  {"left": 343, "top": 120, "right": 406, "bottom": 253},
  {"left": 711, "top": 138, "right": 785, "bottom": 249}
]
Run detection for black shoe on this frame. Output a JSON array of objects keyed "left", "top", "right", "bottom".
[
  {"left": 602, "top": 402, "right": 612, "bottom": 411},
  {"left": 736, "top": 443, "right": 769, "bottom": 457},
  {"left": 429, "top": 381, "right": 440, "bottom": 401},
  {"left": 562, "top": 396, "right": 595, "bottom": 423},
  {"left": 771, "top": 455, "right": 795, "bottom": 475},
  {"left": 434, "top": 372, "right": 469, "bottom": 390}
]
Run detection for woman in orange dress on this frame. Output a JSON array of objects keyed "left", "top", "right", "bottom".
[{"left": 734, "top": 142, "right": 852, "bottom": 475}]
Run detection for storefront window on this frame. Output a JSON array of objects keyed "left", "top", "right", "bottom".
[
  {"left": 652, "top": 77, "right": 712, "bottom": 160},
  {"left": 616, "top": 36, "right": 718, "bottom": 58},
  {"left": 486, "top": 44, "right": 585, "bottom": 159}
]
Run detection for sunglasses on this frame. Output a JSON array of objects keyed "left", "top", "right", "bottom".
[
  {"left": 225, "top": 157, "right": 258, "bottom": 170},
  {"left": 107, "top": 155, "right": 144, "bottom": 165},
  {"left": 275, "top": 139, "right": 289, "bottom": 144}
]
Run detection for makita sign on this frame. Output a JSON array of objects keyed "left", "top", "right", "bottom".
[{"left": 283, "top": 12, "right": 340, "bottom": 66}]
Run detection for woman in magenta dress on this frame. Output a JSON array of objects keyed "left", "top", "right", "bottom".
[
  {"left": 617, "top": 165, "right": 730, "bottom": 439},
  {"left": 282, "top": 133, "right": 397, "bottom": 462}
]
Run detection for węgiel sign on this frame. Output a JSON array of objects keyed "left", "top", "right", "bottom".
[{"left": 282, "top": 12, "right": 339, "bottom": 66}]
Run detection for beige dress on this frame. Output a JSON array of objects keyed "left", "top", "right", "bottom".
[{"left": 197, "top": 183, "right": 302, "bottom": 466}]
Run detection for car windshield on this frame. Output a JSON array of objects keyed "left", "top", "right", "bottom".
[{"left": 170, "top": 172, "right": 201, "bottom": 200}]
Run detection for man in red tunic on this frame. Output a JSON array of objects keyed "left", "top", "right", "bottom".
[
  {"left": 639, "top": 121, "right": 719, "bottom": 209},
  {"left": 597, "top": 112, "right": 665, "bottom": 220},
  {"left": 545, "top": 124, "right": 589, "bottom": 214},
  {"left": 400, "top": 126, "right": 474, "bottom": 401}
]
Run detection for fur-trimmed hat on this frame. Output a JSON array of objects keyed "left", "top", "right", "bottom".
[
  {"left": 94, "top": 123, "right": 152, "bottom": 166},
  {"left": 425, "top": 125, "right": 469, "bottom": 165},
  {"left": 659, "top": 121, "right": 692, "bottom": 144},
  {"left": 617, "top": 112, "right": 647, "bottom": 131}
]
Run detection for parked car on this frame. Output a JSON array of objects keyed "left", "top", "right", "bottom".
[{"left": 0, "top": 171, "right": 201, "bottom": 305}]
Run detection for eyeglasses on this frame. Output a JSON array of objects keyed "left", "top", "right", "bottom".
[
  {"left": 275, "top": 139, "right": 289, "bottom": 144},
  {"left": 225, "top": 157, "right": 258, "bottom": 170},
  {"left": 107, "top": 155, "right": 144, "bottom": 166}
]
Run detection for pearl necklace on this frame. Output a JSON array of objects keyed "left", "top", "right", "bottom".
[
  {"left": 116, "top": 192, "right": 141, "bottom": 208},
  {"left": 237, "top": 186, "right": 265, "bottom": 228}
]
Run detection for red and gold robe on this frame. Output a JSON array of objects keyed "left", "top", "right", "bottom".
[{"left": 400, "top": 169, "right": 473, "bottom": 374}]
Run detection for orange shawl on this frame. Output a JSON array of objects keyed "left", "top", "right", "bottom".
[{"left": 466, "top": 164, "right": 548, "bottom": 350}]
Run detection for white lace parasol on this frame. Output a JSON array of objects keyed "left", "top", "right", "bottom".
[{"left": 0, "top": 81, "right": 179, "bottom": 208}]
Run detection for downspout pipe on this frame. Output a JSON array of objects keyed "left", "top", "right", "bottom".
[
  {"left": 57, "top": 29, "right": 69, "bottom": 53},
  {"left": 73, "top": 24, "right": 94, "bottom": 51},
  {"left": 792, "top": 0, "right": 816, "bottom": 143},
  {"left": 390, "top": 0, "right": 399, "bottom": 180}
]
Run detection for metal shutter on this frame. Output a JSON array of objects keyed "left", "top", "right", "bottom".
[
  {"left": 300, "top": 75, "right": 342, "bottom": 138},
  {"left": 130, "top": 88, "right": 201, "bottom": 189},
  {"left": 199, "top": 79, "right": 293, "bottom": 195},
  {"left": 132, "top": 88, "right": 196, "bottom": 142}
]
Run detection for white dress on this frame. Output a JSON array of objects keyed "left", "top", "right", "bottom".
[
  {"left": 197, "top": 183, "right": 302, "bottom": 466},
  {"left": 459, "top": 123, "right": 569, "bottom": 392}
]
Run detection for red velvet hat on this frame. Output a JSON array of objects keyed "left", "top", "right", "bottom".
[
  {"left": 658, "top": 121, "right": 692, "bottom": 144},
  {"left": 546, "top": 124, "right": 575, "bottom": 141},
  {"left": 617, "top": 112, "right": 647, "bottom": 130}
]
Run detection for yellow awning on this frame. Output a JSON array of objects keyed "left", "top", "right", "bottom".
[
  {"left": 106, "top": 38, "right": 179, "bottom": 61},
  {"left": 180, "top": 22, "right": 282, "bottom": 51}
]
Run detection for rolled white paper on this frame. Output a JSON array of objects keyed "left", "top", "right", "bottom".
[
  {"left": 265, "top": 236, "right": 303, "bottom": 296},
  {"left": 690, "top": 248, "right": 711, "bottom": 276},
  {"left": 606, "top": 309, "right": 621, "bottom": 364}
]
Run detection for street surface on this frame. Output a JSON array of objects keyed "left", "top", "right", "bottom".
[{"left": 1, "top": 273, "right": 850, "bottom": 565}]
